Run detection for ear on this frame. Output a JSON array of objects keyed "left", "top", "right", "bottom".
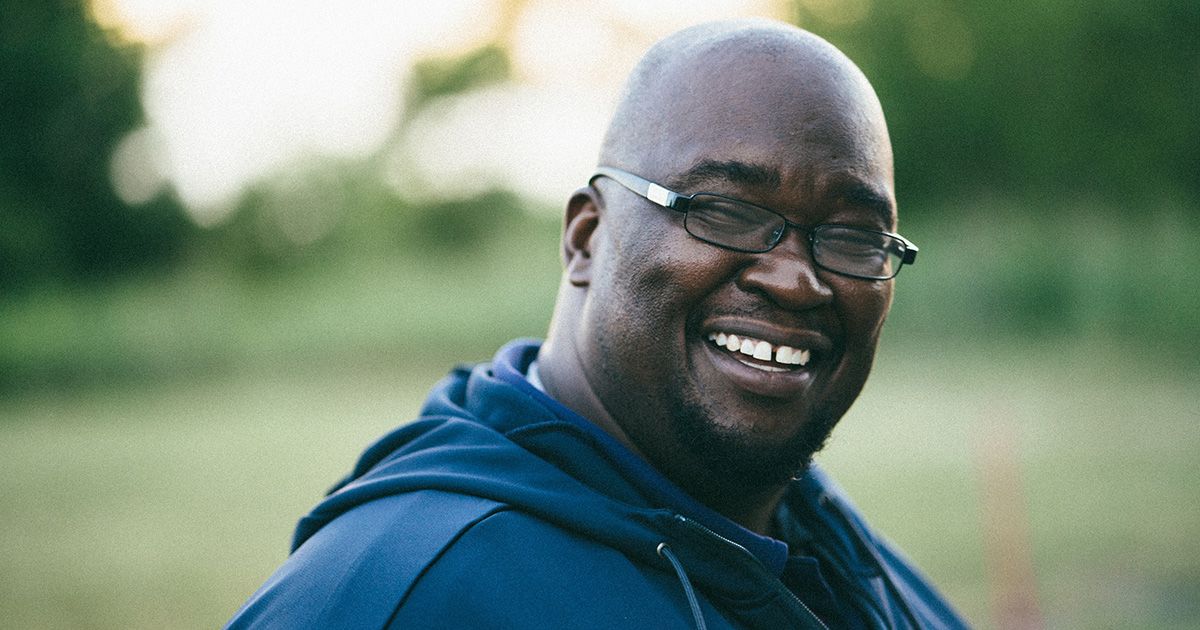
[{"left": 563, "top": 186, "right": 602, "bottom": 287}]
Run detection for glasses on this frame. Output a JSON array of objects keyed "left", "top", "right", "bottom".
[{"left": 590, "top": 167, "right": 918, "bottom": 281}]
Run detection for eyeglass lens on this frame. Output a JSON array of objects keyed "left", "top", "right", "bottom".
[{"left": 682, "top": 195, "right": 904, "bottom": 280}]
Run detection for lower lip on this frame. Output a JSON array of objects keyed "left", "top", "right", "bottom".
[{"left": 700, "top": 340, "right": 815, "bottom": 399}]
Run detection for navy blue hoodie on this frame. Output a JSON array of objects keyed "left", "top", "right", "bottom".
[{"left": 227, "top": 340, "right": 968, "bottom": 629}]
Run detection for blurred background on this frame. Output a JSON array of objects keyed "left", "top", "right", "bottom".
[{"left": 1, "top": 0, "right": 1197, "bottom": 628}]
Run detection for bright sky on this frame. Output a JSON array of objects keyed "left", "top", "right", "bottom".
[{"left": 91, "top": 0, "right": 798, "bottom": 227}]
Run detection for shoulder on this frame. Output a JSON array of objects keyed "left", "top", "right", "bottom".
[
  {"left": 225, "top": 490, "right": 507, "bottom": 630},
  {"left": 389, "top": 509, "right": 707, "bottom": 629},
  {"left": 228, "top": 491, "right": 700, "bottom": 630}
]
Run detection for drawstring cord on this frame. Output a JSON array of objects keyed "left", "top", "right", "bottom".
[{"left": 657, "top": 543, "right": 708, "bottom": 630}]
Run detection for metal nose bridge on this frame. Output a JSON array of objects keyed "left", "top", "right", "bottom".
[{"left": 767, "top": 217, "right": 818, "bottom": 257}]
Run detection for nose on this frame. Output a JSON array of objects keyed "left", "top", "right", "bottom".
[{"left": 737, "top": 229, "right": 834, "bottom": 311}]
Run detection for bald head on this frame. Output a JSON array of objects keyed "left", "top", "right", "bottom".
[{"left": 599, "top": 19, "right": 891, "bottom": 185}]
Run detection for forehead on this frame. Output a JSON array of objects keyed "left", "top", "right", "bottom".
[{"left": 640, "top": 47, "right": 894, "bottom": 214}]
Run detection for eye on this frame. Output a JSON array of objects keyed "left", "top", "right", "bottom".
[
  {"left": 811, "top": 225, "right": 911, "bottom": 279},
  {"left": 827, "top": 235, "right": 880, "bottom": 256},
  {"left": 683, "top": 194, "right": 782, "bottom": 252},
  {"left": 816, "top": 227, "right": 889, "bottom": 262},
  {"left": 687, "top": 198, "right": 759, "bottom": 233}
]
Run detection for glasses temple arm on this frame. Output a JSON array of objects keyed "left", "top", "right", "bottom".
[
  {"left": 593, "top": 167, "right": 683, "bottom": 210},
  {"left": 899, "top": 239, "right": 918, "bottom": 264}
]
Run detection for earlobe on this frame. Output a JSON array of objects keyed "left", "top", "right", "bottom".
[{"left": 563, "top": 187, "right": 601, "bottom": 287}]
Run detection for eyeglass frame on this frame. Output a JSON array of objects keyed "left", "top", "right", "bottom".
[{"left": 588, "top": 166, "right": 918, "bottom": 281}]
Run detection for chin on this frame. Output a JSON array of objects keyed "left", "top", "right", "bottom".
[{"left": 670, "top": 398, "right": 839, "bottom": 493}]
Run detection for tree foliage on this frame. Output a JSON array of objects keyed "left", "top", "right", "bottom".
[
  {"left": 1, "top": 1, "right": 1197, "bottom": 290},
  {"left": 0, "top": 0, "right": 190, "bottom": 290},
  {"left": 801, "top": 0, "right": 1200, "bottom": 209}
]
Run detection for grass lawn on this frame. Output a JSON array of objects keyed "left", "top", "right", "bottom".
[{"left": 1, "top": 336, "right": 1196, "bottom": 629}]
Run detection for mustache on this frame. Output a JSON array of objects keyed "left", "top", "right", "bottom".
[{"left": 694, "top": 300, "right": 836, "bottom": 332}]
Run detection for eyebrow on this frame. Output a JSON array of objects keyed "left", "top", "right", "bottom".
[
  {"left": 667, "top": 159, "right": 782, "bottom": 191},
  {"left": 667, "top": 159, "right": 895, "bottom": 226},
  {"left": 828, "top": 179, "right": 896, "bottom": 227}
]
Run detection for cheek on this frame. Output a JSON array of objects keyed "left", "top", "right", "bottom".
[
  {"left": 835, "top": 280, "right": 893, "bottom": 342},
  {"left": 585, "top": 224, "right": 682, "bottom": 346},
  {"left": 613, "top": 227, "right": 728, "bottom": 312}
]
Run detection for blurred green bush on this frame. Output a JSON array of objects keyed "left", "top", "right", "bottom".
[{"left": 1, "top": 0, "right": 1197, "bottom": 390}]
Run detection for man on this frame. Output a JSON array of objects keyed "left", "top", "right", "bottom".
[{"left": 228, "top": 19, "right": 967, "bottom": 629}]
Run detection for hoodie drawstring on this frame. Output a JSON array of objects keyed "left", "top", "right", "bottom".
[{"left": 657, "top": 543, "right": 708, "bottom": 630}]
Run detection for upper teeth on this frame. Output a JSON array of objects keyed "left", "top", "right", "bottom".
[{"left": 707, "top": 331, "right": 810, "bottom": 366}]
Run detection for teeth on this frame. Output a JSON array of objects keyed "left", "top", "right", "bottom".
[{"left": 707, "top": 331, "right": 812, "bottom": 368}]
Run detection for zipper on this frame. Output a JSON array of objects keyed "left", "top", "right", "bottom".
[
  {"left": 672, "top": 514, "right": 831, "bottom": 630},
  {"left": 781, "top": 495, "right": 893, "bottom": 628},
  {"left": 816, "top": 492, "right": 923, "bottom": 629},
  {"left": 807, "top": 531, "right": 892, "bottom": 628}
]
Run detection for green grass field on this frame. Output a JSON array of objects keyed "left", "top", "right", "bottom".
[
  {"left": 1, "top": 335, "right": 1196, "bottom": 629},
  {"left": 2, "top": 209, "right": 1198, "bottom": 628}
]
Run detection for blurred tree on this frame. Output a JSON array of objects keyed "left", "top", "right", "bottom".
[
  {"left": 407, "top": 44, "right": 512, "bottom": 112},
  {"left": 2, "top": 0, "right": 1197, "bottom": 290},
  {"left": 799, "top": 0, "right": 1200, "bottom": 211},
  {"left": 0, "top": 0, "right": 190, "bottom": 291}
]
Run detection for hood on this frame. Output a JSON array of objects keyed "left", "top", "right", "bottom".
[{"left": 294, "top": 344, "right": 690, "bottom": 569}]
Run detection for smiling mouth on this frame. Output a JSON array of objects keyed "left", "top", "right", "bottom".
[{"left": 706, "top": 331, "right": 811, "bottom": 373}]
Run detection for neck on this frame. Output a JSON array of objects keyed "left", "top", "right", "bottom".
[
  {"left": 537, "top": 337, "right": 650, "bottom": 463},
  {"left": 683, "top": 475, "right": 791, "bottom": 537}
]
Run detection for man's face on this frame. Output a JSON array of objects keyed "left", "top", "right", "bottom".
[{"left": 578, "top": 51, "right": 896, "bottom": 496}]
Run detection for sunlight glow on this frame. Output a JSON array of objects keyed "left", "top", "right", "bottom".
[
  {"left": 110, "top": 126, "right": 170, "bottom": 207},
  {"left": 91, "top": 0, "right": 205, "bottom": 46},
  {"left": 95, "top": 0, "right": 499, "bottom": 225},
  {"left": 95, "top": 0, "right": 788, "bottom": 224},
  {"left": 797, "top": 0, "right": 871, "bottom": 26},
  {"left": 394, "top": 85, "right": 612, "bottom": 205},
  {"left": 906, "top": 6, "right": 974, "bottom": 81},
  {"left": 396, "top": 0, "right": 790, "bottom": 210}
]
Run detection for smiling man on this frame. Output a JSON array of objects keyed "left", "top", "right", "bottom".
[{"left": 228, "top": 19, "right": 967, "bottom": 630}]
